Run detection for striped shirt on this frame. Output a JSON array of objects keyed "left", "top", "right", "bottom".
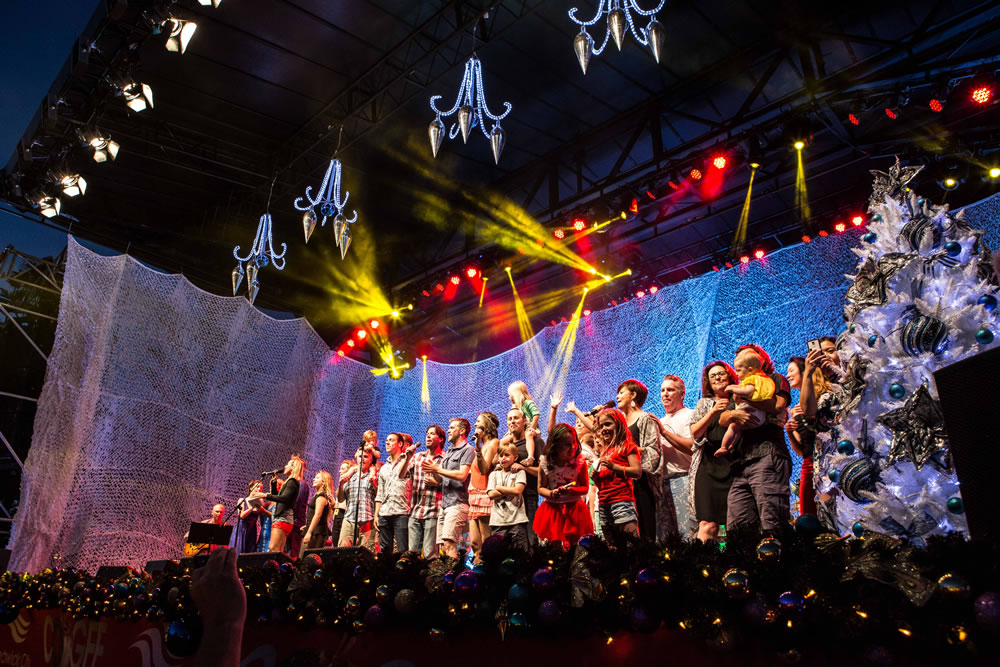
[
  {"left": 407, "top": 450, "right": 443, "bottom": 520},
  {"left": 375, "top": 455, "right": 412, "bottom": 517},
  {"left": 343, "top": 468, "right": 376, "bottom": 524}
]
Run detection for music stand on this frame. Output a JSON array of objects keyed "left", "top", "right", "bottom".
[{"left": 187, "top": 522, "right": 233, "bottom": 551}]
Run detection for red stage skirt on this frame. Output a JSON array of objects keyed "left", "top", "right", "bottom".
[{"left": 533, "top": 499, "right": 594, "bottom": 546}]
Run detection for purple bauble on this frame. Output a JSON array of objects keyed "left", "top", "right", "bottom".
[
  {"left": 532, "top": 568, "right": 556, "bottom": 597},
  {"left": 974, "top": 592, "right": 1000, "bottom": 630},
  {"left": 363, "top": 604, "right": 386, "bottom": 630},
  {"left": 442, "top": 570, "right": 457, "bottom": 585},
  {"left": 635, "top": 568, "right": 660, "bottom": 592},
  {"left": 480, "top": 534, "right": 505, "bottom": 563},
  {"left": 537, "top": 600, "right": 563, "bottom": 627},
  {"left": 577, "top": 533, "right": 598, "bottom": 549},
  {"left": 453, "top": 571, "right": 479, "bottom": 599},
  {"left": 630, "top": 606, "right": 661, "bottom": 633}
]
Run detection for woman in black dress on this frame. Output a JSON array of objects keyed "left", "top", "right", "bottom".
[
  {"left": 300, "top": 470, "right": 334, "bottom": 557},
  {"left": 688, "top": 361, "right": 738, "bottom": 543}
]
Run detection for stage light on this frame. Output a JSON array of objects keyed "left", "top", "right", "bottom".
[
  {"left": 37, "top": 195, "right": 61, "bottom": 218},
  {"left": 421, "top": 289, "right": 430, "bottom": 297},
  {"left": 573, "top": 218, "right": 587, "bottom": 231},
  {"left": 89, "top": 135, "right": 119, "bottom": 162},
  {"left": 337, "top": 349, "right": 345, "bottom": 357},
  {"left": 749, "top": 161, "right": 760, "bottom": 169},
  {"left": 433, "top": 283, "right": 444, "bottom": 293},
  {"left": 739, "top": 255, "right": 749, "bottom": 264},
  {"left": 645, "top": 190, "right": 656, "bottom": 199},
  {"left": 356, "top": 329, "right": 367, "bottom": 340},
  {"left": 990, "top": 167, "right": 1000, "bottom": 179},
  {"left": 636, "top": 290, "right": 645, "bottom": 298},
  {"left": 649, "top": 286, "right": 658, "bottom": 294},
  {"left": 619, "top": 211, "right": 627, "bottom": 219},
  {"left": 629, "top": 198, "right": 638, "bottom": 213},
  {"left": 422, "top": 355, "right": 427, "bottom": 360},
  {"left": 163, "top": 18, "right": 198, "bottom": 54},
  {"left": 793, "top": 140, "right": 805, "bottom": 150},
  {"left": 884, "top": 107, "right": 897, "bottom": 119},
  {"left": 466, "top": 266, "right": 479, "bottom": 278},
  {"left": 449, "top": 275, "right": 460, "bottom": 285},
  {"left": 802, "top": 234, "right": 811, "bottom": 243},
  {"left": 391, "top": 310, "right": 400, "bottom": 318},
  {"left": 754, "top": 249, "right": 765, "bottom": 259},
  {"left": 198, "top": 0, "right": 223, "bottom": 6},
  {"left": 553, "top": 228, "right": 565, "bottom": 239},
  {"left": 971, "top": 85, "right": 993, "bottom": 105},
  {"left": 929, "top": 99, "right": 943, "bottom": 112},
  {"left": 851, "top": 215, "right": 864, "bottom": 226},
  {"left": 818, "top": 230, "right": 828, "bottom": 237},
  {"left": 122, "top": 82, "right": 154, "bottom": 112},
  {"left": 834, "top": 222, "right": 847, "bottom": 233},
  {"left": 712, "top": 154, "right": 727, "bottom": 169},
  {"left": 940, "top": 177, "right": 958, "bottom": 191},
  {"left": 724, "top": 262, "right": 732, "bottom": 268},
  {"left": 370, "top": 319, "right": 379, "bottom": 329},
  {"left": 689, "top": 168, "right": 703, "bottom": 180},
  {"left": 588, "top": 267, "right": 597, "bottom": 274},
  {"left": 60, "top": 174, "right": 87, "bottom": 197},
  {"left": 847, "top": 113, "right": 860, "bottom": 126},
  {"left": 583, "top": 309, "right": 591, "bottom": 316},
  {"left": 504, "top": 266, "right": 512, "bottom": 272},
  {"left": 347, "top": 339, "right": 355, "bottom": 347}
]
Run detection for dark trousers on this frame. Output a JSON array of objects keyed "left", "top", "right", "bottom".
[
  {"left": 524, "top": 495, "right": 539, "bottom": 547},
  {"left": 493, "top": 523, "right": 530, "bottom": 552},
  {"left": 331, "top": 509, "right": 345, "bottom": 543},
  {"left": 727, "top": 451, "right": 792, "bottom": 534},
  {"left": 378, "top": 514, "right": 409, "bottom": 554},
  {"left": 635, "top": 472, "right": 657, "bottom": 540}
]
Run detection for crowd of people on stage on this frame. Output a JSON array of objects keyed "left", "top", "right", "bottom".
[{"left": 214, "top": 340, "right": 847, "bottom": 560}]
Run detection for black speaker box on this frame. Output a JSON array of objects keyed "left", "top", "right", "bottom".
[
  {"left": 95, "top": 565, "right": 133, "bottom": 579},
  {"left": 301, "top": 547, "right": 374, "bottom": 574},
  {"left": 933, "top": 344, "right": 1000, "bottom": 543},
  {"left": 180, "top": 550, "right": 292, "bottom": 570}
]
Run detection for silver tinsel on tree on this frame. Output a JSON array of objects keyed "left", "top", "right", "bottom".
[{"left": 816, "top": 158, "right": 1000, "bottom": 544}]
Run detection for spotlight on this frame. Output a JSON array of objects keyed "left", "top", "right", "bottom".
[
  {"left": 793, "top": 140, "right": 805, "bottom": 150},
  {"left": 572, "top": 218, "right": 587, "bottom": 231},
  {"left": 754, "top": 249, "right": 765, "bottom": 259},
  {"left": 939, "top": 177, "right": 958, "bottom": 191},
  {"left": 636, "top": 290, "right": 645, "bottom": 298},
  {"left": 553, "top": 228, "right": 565, "bottom": 239},
  {"left": 391, "top": 310, "right": 400, "bottom": 318},
  {"left": 466, "top": 266, "right": 479, "bottom": 278},
  {"left": 370, "top": 319, "right": 379, "bottom": 329},
  {"left": 421, "top": 355, "right": 427, "bottom": 361},
  {"left": 649, "top": 286, "right": 658, "bottom": 294},
  {"left": 60, "top": 174, "right": 87, "bottom": 197},
  {"left": 347, "top": 339, "right": 355, "bottom": 348},
  {"left": 712, "top": 154, "right": 727, "bottom": 169},
  {"left": 689, "top": 168, "right": 703, "bottom": 180},
  {"left": 929, "top": 98, "right": 944, "bottom": 112},
  {"left": 629, "top": 198, "right": 638, "bottom": 213},
  {"left": 37, "top": 194, "right": 61, "bottom": 218},
  {"left": 504, "top": 266, "right": 512, "bottom": 272},
  {"left": 583, "top": 309, "right": 591, "bottom": 316},
  {"left": 749, "top": 161, "right": 760, "bottom": 169},
  {"left": 433, "top": 283, "right": 444, "bottom": 293},
  {"left": 739, "top": 255, "right": 750, "bottom": 264},
  {"left": 421, "top": 289, "right": 430, "bottom": 297},
  {"left": 337, "top": 350, "right": 345, "bottom": 357},
  {"left": 645, "top": 190, "right": 656, "bottom": 199},
  {"left": 801, "top": 234, "right": 811, "bottom": 243},
  {"left": 847, "top": 113, "right": 860, "bottom": 126},
  {"left": 834, "top": 222, "right": 847, "bottom": 233},
  {"left": 989, "top": 167, "right": 1000, "bottom": 179},
  {"left": 971, "top": 85, "right": 993, "bottom": 105},
  {"left": 884, "top": 107, "right": 897, "bottom": 120},
  {"left": 122, "top": 82, "right": 154, "bottom": 112},
  {"left": 163, "top": 18, "right": 197, "bottom": 54},
  {"left": 712, "top": 265, "right": 720, "bottom": 272},
  {"left": 818, "top": 230, "right": 829, "bottom": 237},
  {"left": 851, "top": 215, "right": 864, "bottom": 226},
  {"left": 88, "top": 134, "right": 119, "bottom": 162},
  {"left": 356, "top": 329, "right": 367, "bottom": 340},
  {"left": 449, "top": 275, "right": 460, "bottom": 285}
]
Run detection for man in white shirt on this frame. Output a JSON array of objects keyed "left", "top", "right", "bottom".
[{"left": 659, "top": 375, "right": 694, "bottom": 540}]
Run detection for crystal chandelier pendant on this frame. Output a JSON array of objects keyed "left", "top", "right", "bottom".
[
  {"left": 568, "top": 1, "right": 666, "bottom": 72},
  {"left": 429, "top": 55, "right": 512, "bottom": 163},
  {"left": 232, "top": 213, "right": 286, "bottom": 305},
  {"left": 293, "top": 158, "right": 358, "bottom": 258}
]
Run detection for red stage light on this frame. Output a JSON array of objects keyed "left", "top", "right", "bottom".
[
  {"left": 835, "top": 222, "right": 847, "bottom": 233},
  {"left": 347, "top": 339, "right": 355, "bottom": 348},
  {"left": 550, "top": 320, "right": 557, "bottom": 326},
  {"left": 818, "top": 230, "right": 829, "bottom": 237},
  {"left": 689, "top": 168, "right": 703, "bottom": 180},
  {"left": 802, "top": 235, "right": 811, "bottom": 243},
  {"left": 739, "top": 255, "right": 750, "bottom": 264},
  {"left": 583, "top": 309, "right": 591, "bottom": 316},
  {"left": 449, "top": 275, "right": 460, "bottom": 285},
  {"left": 712, "top": 265, "right": 720, "bottom": 272},
  {"left": 370, "top": 319, "right": 379, "bottom": 329},
  {"left": 712, "top": 154, "right": 727, "bottom": 169},
  {"left": 421, "top": 289, "right": 430, "bottom": 297},
  {"left": 851, "top": 215, "right": 864, "bottom": 227},
  {"left": 971, "top": 86, "right": 993, "bottom": 105},
  {"left": 636, "top": 290, "right": 645, "bottom": 298},
  {"left": 553, "top": 228, "right": 566, "bottom": 239},
  {"left": 884, "top": 108, "right": 897, "bottom": 119},
  {"left": 573, "top": 218, "right": 587, "bottom": 231},
  {"left": 434, "top": 283, "right": 444, "bottom": 293},
  {"left": 466, "top": 266, "right": 478, "bottom": 278},
  {"left": 356, "top": 330, "right": 367, "bottom": 340},
  {"left": 610, "top": 300, "right": 617, "bottom": 306},
  {"left": 337, "top": 350, "right": 345, "bottom": 357},
  {"left": 645, "top": 190, "right": 656, "bottom": 200},
  {"left": 754, "top": 249, "right": 765, "bottom": 260},
  {"left": 560, "top": 317, "right": 567, "bottom": 323},
  {"left": 649, "top": 286, "right": 658, "bottom": 294},
  {"left": 848, "top": 113, "right": 860, "bottom": 126},
  {"left": 929, "top": 99, "right": 943, "bottom": 112},
  {"left": 724, "top": 262, "right": 733, "bottom": 269},
  {"left": 629, "top": 198, "right": 639, "bottom": 213}
]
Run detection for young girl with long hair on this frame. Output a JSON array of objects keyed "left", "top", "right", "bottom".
[
  {"left": 590, "top": 409, "right": 642, "bottom": 537},
  {"left": 300, "top": 470, "right": 334, "bottom": 557},
  {"left": 533, "top": 424, "right": 594, "bottom": 547}
]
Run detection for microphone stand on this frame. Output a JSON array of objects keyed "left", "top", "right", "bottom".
[{"left": 353, "top": 442, "right": 365, "bottom": 547}]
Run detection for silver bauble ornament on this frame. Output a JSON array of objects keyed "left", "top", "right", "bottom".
[
  {"left": 246, "top": 262, "right": 258, "bottom": 290},
  {"left": 333, "top": 214, "right": 347, "bottom": 248},
  {"left": 458, "top": 106, "right": 474, "bottom": 144},
  {"left": 231, "top": 265, "right": 244, "bottom": 295},
  {"left": 428, "top": 117, "right": 445, "bottom": 157},
  {"left": 248, "top": 279, "right": 260, "bottom": 305},
  {"left": 646, "top": 19, "right": 665, "bottom": 64},
  {"left": 608, "top": 8, "right": 626, "bottom": 51},
  {"left": 302, "top": 209, "right": 317, "bottom": 243},
  {"left": 573, "top": 30, "right": 593, "bottom": 74},
  {"left": 490, "top": 126, "right": 506, "bottom": 164}
]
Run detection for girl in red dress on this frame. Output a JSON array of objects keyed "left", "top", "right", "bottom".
[{"left": 533, "top": 423, "right": 594, "bottom": 548}]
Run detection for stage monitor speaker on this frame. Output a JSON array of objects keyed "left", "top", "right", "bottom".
[
  {"left": 933, "top": 345, "right": 1000, "bottom": 543},
  {"left": 96, "top": 565, "right": 133, "bottom": 579},
  {"left": 144, "top": 559, "right": 180, "bottom": 575},
  {"left": 180, "top": 550, "right": 292, "bottom": 570}
]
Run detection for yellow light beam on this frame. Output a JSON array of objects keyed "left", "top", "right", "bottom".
[
  {"left": 732, "top": 165, "right": 757, "bottom": 252},
  {"left": 795, "top": 146, "right": 811, "bottom": 222},
  {"left": 535, "top": 289, "right": 588, "bottom": 400},
  {"left": 478, "top": 276, "right": 488, "bottom": 308},
  {"left": 421, "top": 356, "right": 430, "bottom": 412}
]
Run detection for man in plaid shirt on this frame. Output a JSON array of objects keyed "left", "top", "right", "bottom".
[{"left": 399, "top": 424, "right": 445, "bottom": 559}]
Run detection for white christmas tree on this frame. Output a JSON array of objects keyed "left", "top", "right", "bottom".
[{"left": 814, "top": 158, "right": 999, "bottom": 544}]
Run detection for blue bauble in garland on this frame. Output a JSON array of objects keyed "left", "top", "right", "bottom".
[
  {"left": 977, "top": 328, "right": 994, "bottom": 344},
  {"left": 507, "top": 583, "right": 529, "bottom": 607},
  {"left": 872, "top": 212, "right": 884, "bottom": 223},
  {"left": 979, "top": 294, "right": 998, "bottom": 312},
  {"left": 867, "top": 335, "right": 878, "bottom": 347},
  {"left": 165, "top": 618, "right": 200, "bottom": 657},
  {"left": 531, "top": 568, "right": 555, "bottom": 597},
  {"left": 509, "top": 612, "right": 528, "bottom": 632},
  {"left": 756, "top": 538, "right": 781, "bottom": 562},
  {"left": 794, "top": 514, "right": 821, "bottom": 536},
  {"left": 900, "top": 308, "right": 949, "bottom": 356},
  {"left": 900, "top": 214, "right": 942, "bottom": 251},
  {"left": 946, "top": 497, "right": 964, "bottom": 514},
  {"left": 944, "top": 241, "right": 962, "bottom": 257},
  {"left": 852, "top": 521, "right": 865, "bottom": 537},
  {"left": 889, "top": 382, "right": 906, "bottom": 399},
  {"left": 319, "top": 202, "right": 336, "bottom": 217},
  {"left": 863, "top": 232, "right": 877, "bottom": 244},
  {"left": 837, "top": 439, "right": 856, "bottom": 455},
  {"left": 777, "top": 591, "right": 805, "bottom": 615},
  {"left": 828, "top": 469, "right": 841, "bottom": 483},
  {"left": 453, "top": 571, "right": 479, "bottom": 599},
  {"left": 722, "top": 568, "right": 750, "bottom": 599},
  {"left": 937, "top": 573, "right": 971, "bottom": 598},
  {"left": 839, "top": 458, "right": 879, "bottom": 503}
]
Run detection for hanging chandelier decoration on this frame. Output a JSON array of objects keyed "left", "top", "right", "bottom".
[
  {"left": 294, "top": 158, "right": 358, "bottom": 258},
  {"left": 232, "top": 178, "right": 286, "bottom": 305},
  {"left": 568, "top": 0, "right": 666, "bottom": 75},
  {"left": 428, "top": 55, "right": 512, "bottom": 164}
]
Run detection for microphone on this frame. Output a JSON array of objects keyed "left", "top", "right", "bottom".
[
  {"left": 261, "top": 467, "right": 284, "bottom": 476},
  {"left": 588, "top": 400, "right": 615, "bottom": 416}
]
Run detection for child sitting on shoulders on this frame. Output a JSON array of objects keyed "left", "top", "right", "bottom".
[
  {"left": 487, "top": 442, "right": 530, "bottom": 551},
  {"left": 507, "top": 380, "right": 540, "bottom": 462},
  {"left": 715, "top": 350, "right": 775, "bottom": 457}
]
